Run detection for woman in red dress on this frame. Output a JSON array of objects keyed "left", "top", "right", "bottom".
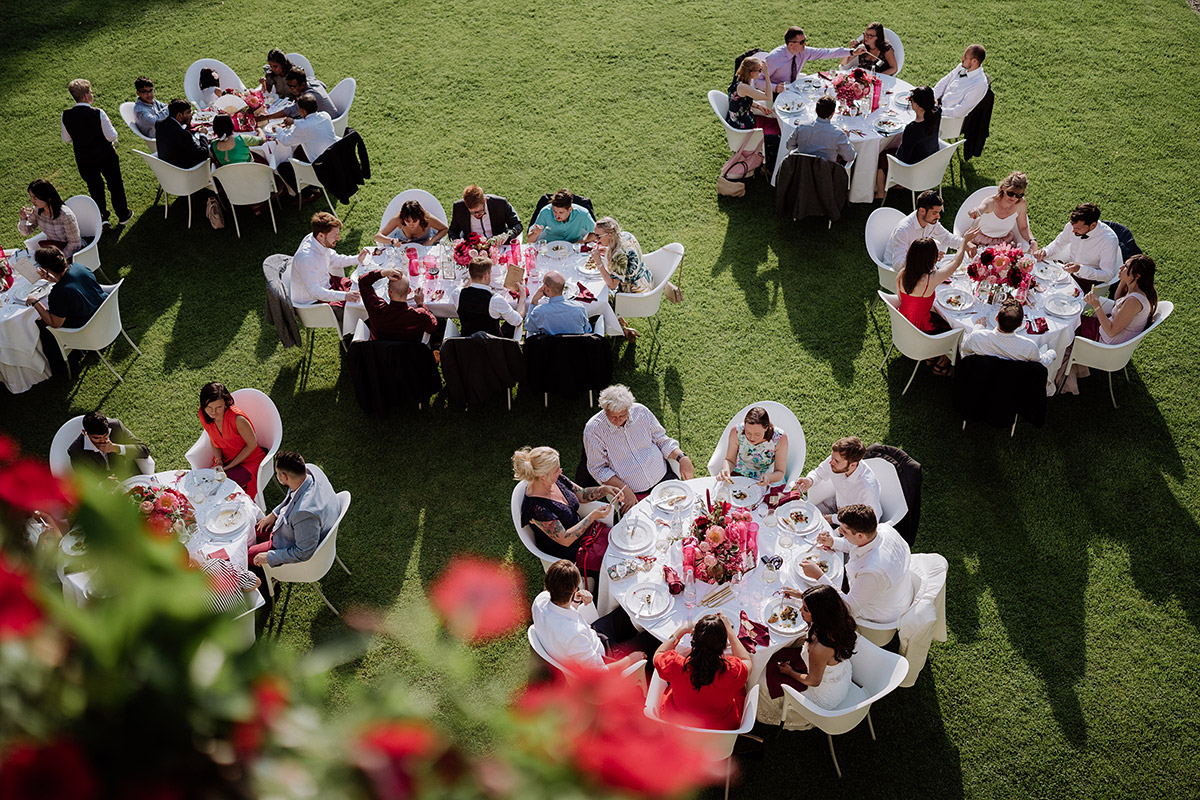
[
  {"left": 653, "top": 612, "right": 752, "bottom": 729},
  {"left": 197, "top": 382, "right": 266, "bottom": 499}
]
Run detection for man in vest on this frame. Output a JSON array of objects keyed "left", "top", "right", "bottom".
[
  {"left": 61, "top": 79, "right": 131, "bottom": 227},
  {"left": 451, "top": 255, "right": 525, "bottom": 337}
]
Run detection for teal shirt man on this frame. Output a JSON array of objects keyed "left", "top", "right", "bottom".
[{"left": 530, "top": 203, "right": 596, "bottom": 243}]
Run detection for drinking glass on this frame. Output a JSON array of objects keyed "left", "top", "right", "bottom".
[
  {"left": 214, "top": 464, "right": 226, "bottom": 483},
  {"left": 778, "top": 524, "right": 795, "bottom": 550}
]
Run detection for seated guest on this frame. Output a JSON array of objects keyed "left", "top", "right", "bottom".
[
  {"left": 804, "top": 505, "right": 912, "bottom": 624},
  {"left": 448, "top": 185, "right": 523, "bottom": 244},
  {"left": 961, "top": 298, "right": 1056, "bottom": 368},
  {"left": 765, "top": 26, "right": 860, "bottom": 91},
  {"left": 251, "top": 452, "right": 341, "bottom": 567},
  {"left": 192, "top": 552, "right": 261, "bottom": 614},
  {"left": 715, "top": 406, "right": 790, "bottom": 487},
  {"left": 451, "top": 255, "right": 525, "bottom": 336},
  {"left": 18, "top": 179, "right": 81, "bottom": 259},
  {"left": 592, "top": 216, "right": 651, "bottom": 342},
  {"left": 526, "top": 270, "right": 591, "bottom": 336},
  {"left": 764, "top": 585, "right": 857, "bottom": 720},
  {"left": 967, "top": 171, "right": 1035, "bottom": 248},
  {"left": 256, "top": 68, "right": 337, "bottom": 121},
  {"left": 155, "top": 99, "right": 210, "bottom": 169},
  {"left": 25, "top": 246, "right": 106, "bottom": 329},
  {"left": 132, "top": 76, "right": 168, "bottom": 138},
  {"left": 786, "top": 95, "right": 855, "bottom": 165},
  {"left": 885, "top": 190, "right": 962, "bottom": 270},
  {"left": 68, "top": 410, "right": 152, "bottom": 479},
  {"left": 895, "top": 235, "right": 977, "bottom": 375},
  {"left": 934, "top": 44, "right": 988, "bottom": 119},
  {"left": 527, "top": 189, "right": 596, "bottom": 244},
  {"left": 532, "top": 559, "right": 659, "bottom": 671},
  {"left": 260, "top": 49, "right": 297, "bottom": 97},
  {"left": 583, "top": 384, "right": 695, "bottom": 511},
  {"left": 515, "top": 447, "right": 620, "bottom": 578},
  {"left": 358, "top": 267, "right": 438, "bottom": 343},
  {"left": 290, "top": 212, "right": 367, "bottom": 316},
  {"left": 841, "top": 22, "right": 898, "bottom": 75},
  {"left": 1033, "top": 203, "right": 1121, "bottom": 290},
  {"left": 209, "top": 113, "right": 267, "bottom": 166},
  {"left": 196, "top": 382, "right": 267, "bottom": 500},
  {"left": 198, "top": 67, "right": 226, "bottom": 109},
  {"left": 653, "top": 613, "right": 752, "bottom": 729},
  {"left": 788, "top": 436, "right": 881, "bottom": 522},
  {"left": 375, "top": 200, "right": 448, "bottom": 247},
  {"left": 273, "top": 94, "right": 337, "bottom": 195},
  {"left": 725, "top": 56, "right": 779, "bottom": 168},
  {"left": 876, "top": 86, "right": 941, "bottom": 200}
]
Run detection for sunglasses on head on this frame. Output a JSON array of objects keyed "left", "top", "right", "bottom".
[{"left": 1005, "top": 190, "right": 1025, "bottom": 200}]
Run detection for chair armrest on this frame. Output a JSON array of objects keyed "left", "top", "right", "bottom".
[{"left": 185, "top": 434, "right": 213, "bottom": 471}]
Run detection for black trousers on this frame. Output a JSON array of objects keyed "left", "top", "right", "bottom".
[
  {"left": 76, "top": 151, "right": 129, "bottom": 221},
  {"left": 591, "top": 605, "right": 661, "bottom": 665}
]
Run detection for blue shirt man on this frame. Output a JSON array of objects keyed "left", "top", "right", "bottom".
[
  {"left": 133, "top": 77, "right": 168, "bottom": 138},
  {"left": 526, "top": 271, "right": 591, "bottom": 336},
  {"left": 786, "top": 95, "right": 856, "bottom": 164},
  {"left": 528, "top": 190, "right": 596, "bottom": 243}
]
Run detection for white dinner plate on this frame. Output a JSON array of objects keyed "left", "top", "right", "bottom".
[
  {"left": 875, "top": 116, "right": 904, "bottom": 134},
  {"left": 60, "top": 532, "right": 87, "bottom": 557},
  {"left": 762, "top": 595, "right": 806, "bottom": 636},
  {"left": 651, "top": 481, "right": 695, "bottom": 513},
  {"left": 776, "top": 99, "right": 806, "bottom": 114},
  {"left": 123, "top": 474, "right": 157, "bottom": 492},
  {"left": 936, "top": 284, "right": 975, "bottom": 312},
  {"left": 206, "top": 502, "right": 247, "bottom": 536},
  {"left": 576, "top": 263, "right": 600, "bottom": 276},
  {"left": 794, "top": 548, "right": 836, "bottom": 583},
  {"left": 725, "top": 477, "right": 763, "bottom": 507},
  {"left": 545, "top": 241, "right": 571, "bottom": 258},
  {"left": 184, "top": 469, "right": 219, "bottom": 497},
  {"left": 1044, "top": 294, "right": 1084, "bottom": 317},
  {"left": 775, "top": 499, "right": 821, "bottom": 533},
  {"left": 626, "top": 583, "right": 673, "bottom": 620},
  {"left": 1033, "top": 260, "right": 1068, "bottom": 282},
  {"left": 610, "top": 516, "right": 654, "bottom": 554}
]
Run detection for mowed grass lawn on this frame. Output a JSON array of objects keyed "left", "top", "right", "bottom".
[{"left": 3, "top": 0, "right": 1199, "bottom": 797}]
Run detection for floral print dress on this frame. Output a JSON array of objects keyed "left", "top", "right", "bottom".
[
  {"left": 727, "top": 78, "right": 755, "bottom": 130},
  {"left": 734, "top": 425, "right": 782, "bottom": 481},
  {"left": 610, "top": 232, "right": 653, "bottom": 294}
]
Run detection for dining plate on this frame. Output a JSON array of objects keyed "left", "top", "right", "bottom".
[
  {"left": 795, "top": 549, "right": 835, "bottom": 583},
  {"left": 1033, "top": 260, "right": 1069, "bottom": 282},
  {"left": 651, "top": 481, "right": 695, "bottom": 513},
  {"left": 875, "top": 116, "right": 904, "bottom": 133},
  {"left": 762, "top": 595, "right": 806, "bottom": 636},
  {"left": 625, "top": 582, "right": 673, "bottom": 620},
  {"left": 206, "top": 502, "right": 247, "bottom": 536},
  {"left": 725, "top": 477, "right": 764, "bottom": 507},
  {"left": 576, "top": 263, "right": 600, "bottom": 276},
  {"left": 1044, "top": 294, "right": 1083, "bottom": 317},
  {"left": 610, "top": 516, "right": 654, "bottom": 553},
  {"left": 60, "top": 532, "right": 87, "bottom": 557},
  {"left": 546, "top": 241, "right": 571, "bottom": 258},
  {"left": 936, "top": 284, "right": 975, "bottom": 312},
  {"left": 775, "top": 500, "right": 821, "bottom": 533},
  {"left": 185, "top": 469, "right": 219, "bottom": 497},
  {"left": 776, "top": 99, "right": 806, "bottom": 114}
]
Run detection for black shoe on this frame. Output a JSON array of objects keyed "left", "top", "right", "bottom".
[{"left": 101, "top": 219, "right": 112, "bottom": 229}]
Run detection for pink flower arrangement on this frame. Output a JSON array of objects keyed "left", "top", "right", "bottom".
[
  {"left": 126, "top": 484, "right": 194, "bottom": 537},
  {"left": 453, "top": 233, "right": 489, "bottom": 266},
  {"left": 968, "top": 244, "right": 1037, "bottom": 293},
  {"left": 831, "top": 68, "right": 874, "bottom": 106},
  {"left": 689, "top": 496, "right": 753, "bottom": 584}
]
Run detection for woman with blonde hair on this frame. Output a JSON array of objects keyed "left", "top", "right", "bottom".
[
  {"left": 590, "top": 216, "right": 653, "bottom": 342},
  {"left": 515, "top": 446, "right": 620, "bottom": 577},
  {"left": 967, "top": 171, "right": 1036, "bottom": 248}
]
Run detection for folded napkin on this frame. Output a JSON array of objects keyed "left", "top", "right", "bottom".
[
  {"left": 1025, "top": 317, "right": 1049, "bottom": 335},
  {"left": 738, "top": 610, "right": 770, "bottom": 654},
  {"left": 208, "top": 548, "right": 229, "bottom": 561},
  {"left": 580, "top": 243, "right": 594, "bottom": 252},
  {"left": 663, "top": 565, "right": 684, "bottom": 595},
  {"left": 764, "top": 646, "right": 808, "bottom": 699},
  {"left": 766, "top": 490, "right": 803, "bottom": 508},
  {"left": 575, "top": 282, "right": 597, "bottom": 303}
]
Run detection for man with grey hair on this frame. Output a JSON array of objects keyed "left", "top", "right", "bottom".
[
  {"left": 583, "top": 384, "right": 694, "bottom": 510},
  {"left": 526, "top": 270, "right": 591, "bottom": 336}
]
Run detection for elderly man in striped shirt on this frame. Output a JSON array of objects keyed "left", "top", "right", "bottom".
[{"left": 583, "top": 385, "right": 695, "bottom": 511}]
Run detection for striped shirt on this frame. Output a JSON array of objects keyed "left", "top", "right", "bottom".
[
  {"left": 196, "top": 557, "right": 260, "bottom": 614},
  {"left": 18, "top": 205, "right": 83, "bottom": 259},
  {"left": 583, "top": 403, "right": 680, "bottom": 492}
]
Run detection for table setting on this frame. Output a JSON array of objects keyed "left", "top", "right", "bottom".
[
  {"left": 771, "top": 71, "right": 916, "bottom": 203},
  {"left": 0, "top": 265, "right": 53, "bottom": 393}
]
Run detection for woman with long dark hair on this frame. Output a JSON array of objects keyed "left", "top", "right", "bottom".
[
  {"left": 895, "top": 232, "right": 978, "bottom": 375},
  {"left": 18, "top": 179, "right": 82, "bottom": 259},
  {"left": 841, "top": 22, "right": 898, "bottom": 75},
  {"left": 776, "top": 585, "right": 858, "bottom": 709},
  {"left": 196, "top": 382, "right": 266, "bottom": 500},
  {"left": 653, "top": 612, "right": 752, "bottom": 729},
  {"left": 260, "top": 48, "right": 297, "bottom": 96},
  {"left": 876, "top": 86, "right": 942, "bottom": 200}
]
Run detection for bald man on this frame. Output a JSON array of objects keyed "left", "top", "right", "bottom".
[
  {"left": 358, "top": 267, "right": 438, "bottom": 343},
  {"left": 526, "top": 270, "right": 591, "bottom": 336}
]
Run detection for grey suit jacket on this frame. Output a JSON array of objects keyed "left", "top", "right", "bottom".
[{"left": 267, "top": 465, "right": 341, "bottom": 567}]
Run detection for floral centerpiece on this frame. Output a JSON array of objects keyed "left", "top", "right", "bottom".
[
  {"left": 967, "top": 244, "right": 1038, "bottom": 303},
  {"left": 125, "top": 483, "right": 195, "bottom": 536},
  {"left": 0, "top": 248, "right": 13, "bottom": 290},
  {"left": 688, "top": 493, "right": 758, "bottom": 584},
  {"left": 831, "top": 68, "right": 875, "bottom": 115},
  {"left": 452, "top": 232, "right": 509, "bottom": 266}
]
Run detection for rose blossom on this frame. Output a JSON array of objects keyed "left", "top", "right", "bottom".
[
  {"left": 0, "top": 555, "right": 43, "bottom": 640},
  {"left": 430, "top": 557, "right": 526, "bottom": 643},
  {"left": 705, "top": 525, "right": 725, "bottom": 546}
]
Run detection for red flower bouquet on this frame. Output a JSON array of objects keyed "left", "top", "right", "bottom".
[
  {"left": 831, "top": 68, "right": 876, "bottom": 113},
  {"left": 689, "top": 495, "right": 754, "bottom": 584},
  {"left": 126, "top": 484, "right": 194, "bottom": 537},
  {"left": 968, "top": 244, "right": 1038, "bottom": 300},
  {"left": 453, "top": 233, "right": 489, "bottom": 266}
]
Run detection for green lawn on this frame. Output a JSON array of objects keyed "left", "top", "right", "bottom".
[{"left": 3, "top": 0, "right": 1199, "bottom": 797}]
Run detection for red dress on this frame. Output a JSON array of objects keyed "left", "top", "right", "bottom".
[
  {"left": 898, "top": 290, "right": 939, "bottom": 332},
  {"left": 653, "top": 651, "right": 748, "bottom": 729},
  {"left": 198, "top": 405, "right": 265, "bottom": 499}
]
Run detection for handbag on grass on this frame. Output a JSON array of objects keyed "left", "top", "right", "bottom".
[{"left": 206, "top": 196, "right": 225, "bottom": 230}]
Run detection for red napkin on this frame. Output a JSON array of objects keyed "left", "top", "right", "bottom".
[
  {"left": 576, "top": 282, "right": 597, "bottom": 303},
  {"left": 580, "top": 242, "right": 593, "bottom": 252},
  {"left": 208, "top": 548, "right": 229, "bottom": 561},
  {"left": 663, "top": 565, "right": 684, "bottom": 595},
  {"left": 738, "top": 610, "right": 770, "bottom": 654},
  {"left": 767, "top": 490, "right": 803, "bottom": 508}
]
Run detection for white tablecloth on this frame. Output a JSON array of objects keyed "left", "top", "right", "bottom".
[
  {"left": 771, "top": 73, "right": 916, "bottom": 204},
  {"left": 597, "top": 477, "right": 844, "bottom": 685},
  {"left": 0, "top": 273, "right": 52, "bottom": 393}
]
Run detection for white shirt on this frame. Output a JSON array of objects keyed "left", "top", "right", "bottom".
[
  {"left": 82, "top": 437, "right": 127, "bottom": 458},
  {"left": 583, "top": 403, "right": 680, "bottom": 492},
  {"left": 531, "top": 591, "right": 604, "bottom": 669},
  {"left": 274, "top": 111, "right": 337, "bottom": 161},
  {"left": 450, "top": 282, "right": 523, "bottom": 326},
  {"left": 820, "top": 524, "right": 912, "bottom": 623},
  {"left": 885, "top": 211, "right": 962, "bottom": 269},
  {"left": 1043, "top": 222, "right": 1121, "bottom": 283},
  {"left": 933, "top": 66, "right": 988, "bottom": 118},
  {"left": 960, "top": 327, "right": 1056, "bottom": 369},
  {"left": 289, "top": 233, "right": 359, "bottom": 305},
  {"left": 60, "top": 102, "right": 118, "bottom": 144},
  {"left": 806, "top": 457, "right": 882, "bottom": 520},
  {"left": 469, "top": 210, "right": 494, "bottom": 239}
]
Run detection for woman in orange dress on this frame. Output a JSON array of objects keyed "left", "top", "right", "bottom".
[{"left": 197, "top": 382, "right": 265, "bottom": 499}]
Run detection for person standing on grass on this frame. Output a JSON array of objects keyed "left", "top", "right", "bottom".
[{"left": 61, "top": 79, "right": 132, "bottom": 227}]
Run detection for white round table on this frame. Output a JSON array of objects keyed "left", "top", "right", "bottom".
[{"left": 0, "top": 273, "right": 52, "bottom": 393}]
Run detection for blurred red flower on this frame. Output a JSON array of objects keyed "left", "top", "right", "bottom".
[
  {"left": 0, "top": 434, "right": 17, "bottom": 464},
  {"left": 356, "top": 721, "right": 439, "bottom": 800},
  {"left": 0, "top": 458, "right": 75, "bottom": 514},
  {"left": 429, "top": 557, "right": 526, "bottom": 643},
  {"left": 232, "top": 676, "right": 290, "bottom": 758},
  {"left": 0, "top": 739, "right": 99, "bottom": 800},
  {"left": 0, "top": 554, "right": 42, "bottom": 640}
]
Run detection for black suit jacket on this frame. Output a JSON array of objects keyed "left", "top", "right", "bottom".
[
  {"left": 67, "top": 418, "right": 151, "bottom": 478},
  {"left": 154, "top": 116, "right": 209, "bottom": 169},
  {"left": 448, "top": 195, "right": 522, "bottom": 242}
]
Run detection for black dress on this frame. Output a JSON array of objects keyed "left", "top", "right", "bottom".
[
  {"left": 521, "top": 475, "right": 585, "bottom": 561},
  {"left": 896, "top": 119, "right": 940, "bottom": 165}
]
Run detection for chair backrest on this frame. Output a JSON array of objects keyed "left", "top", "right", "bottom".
[
  {"left": 527, "top": 625, "right": 573, "bottom": 677},
  {"left": 1101, "top": 219, "right": 1143, "bottom": 263},
  {"left": 65, "top": 195, "right": 103, "bottom": 243},
  {"left": 865, "top": 207, "right": 905, "bottom": 289},
  {"left": 184, "top": 59, "right": 246, "bottom": 108},
  {"left": 118, "top": 101, "right": 157, "bottom": 150},
  {"left": 781, "top": 635, "right": 906, "bottom": 735},
  {"left": 50, "top": 281, "right": 125, "bottom": 349},
  {"left": 293, "top": 300, "right": 341, "bottom": 332},
  {"left": 704, "top": 401, "right": 806, "bottom": 483},
  {"left": 883, "top": 28, "right": 905, "bottom": 75},
  {"left": 212, "top": 162, "right": 275, "bottom": 205},
  {"left": 229, "top": 388, "right": 282, "bottom": 455},
  {"left": 614, "top": 243, "right": 683, "bottom": 320},
  {"left": 329, "top": 77, "right": 356, "bottom": 135},
  {"left": 1071, "top": 300, "right": 1174, "bottom": 372},
  {"left": 379, "top": 189, "right": 448, "bottom": 234},
  {"left": 265, "top": 488, "right": 350, "bottom": 582},
  {"left": 708, "top": 89, "right": 763, "bottom": 152},
  {"left": 286, "top": 53, "right": 316, "bottom": 80},
  {"left": 644, "top": 672, "right": 759, "bottom": 758},
  {"left": 886, "top": 140, "right": 962, "bottom": 194},
  {"left": 49, "top": 415, "right": 85, "bottom": 478},
  {"left": 938, "top": 113, "right": 965, "bottom": 140},
  {"left": 862, "top": 457, "right": 908, "bottom": 526},
  {"left": 511, "top": 481, "right": 558, "bottom": 571},
  {"left": 133, "top": 150, "right": 214, "bottom": 196},
  {"left": 879, "top": 291, "right": 964, "bottom": 361},
  {"left": 953, "top": 186, "right": 998, "bottom": 239}
]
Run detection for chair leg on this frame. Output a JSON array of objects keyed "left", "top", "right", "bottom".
[
  {"left": 120, "top": 328, "right": 143, "bottom": 356},
  {"left": 267, "top": 196, "right": 278, "bottom": 233},
  {"left": 544, "top": 392, "right": 548, "bottom": 408},
  {"left": 163, "top": 192, "right": 170, "bottom": 219},
  {"left": 507, "top": 387, "right": 512, "bottom": 411},
  {"left": 962, "top": 420, "right": 967, "bottom": 430},
  {"left": 867, "top": 708, "right": 877, "bottom": 741},
  {"left": 827, "top": 733, "right": 842, "bottom": 778},
  {"left": 911, "top": 190, "right": 917, "bottom": 211},
  {"left": 313, "top": 582, "right": 340, "bottom": 616},
  {"left": 1123, "top": 365, "right": 1130, "bottom": 382},
  {"left": 336, "top": 555, "right": 351, "bottom": 576},
  {"left": 901, "top": 359, "right": 920, "bottom": 394},
  {"left": 724, "top": 759, "right": 732, "bottom": 800},
  {"left": 1108, "top": 372, "right": 1117, "bottom": 409},
  {"left": 323, "top": 189, "right": 335, "bottom": 213},
  {"left": 96, "top": 349, "right": 123, "bottom": 382},
  {"left": 59, "top": 343, "right": 73, "bottom": 381},
  {"left": 589, "top": 389, "right": 594, "bottom": 407},
  {"left": 1011, "top": 414, "right": 1018, "bottom": 437},
  {"left": 879, "top": 343, "right": 894, "bottom": 373},
  {"left": 272, "top": 583, "right": 293, "bottom": 638},
  {"left": 230, "top": 205, "right": 241, "bottom": 238},
  {"left": 186, "top": 194, "right": 193, "bottom": 229}
]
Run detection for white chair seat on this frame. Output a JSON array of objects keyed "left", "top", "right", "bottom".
[
  {"left": 379, "top": 189, "right": 448, "bottom": 237},
  {"left": 288, "top": 158, "right": 335, "bottom": 212},
  {"left": 865, "top": 207, "right": 906, "bottom": 308},
  {"left": 211, "top": 162, "right": 278, "bottom": 238},
  {"left": 184, "top": 59, "right": 246, "bottom": 109},
  {"left": 1060, "top": 300, "right": 1174, "bottom": 407},
  {"left": 878, "top": 290, "right": 964, "bottom": 394},
  {"left": 613, "top": 243, "right": 683, "bottom": 345},
  {"left": 952, "top": 186, "right": 999, "bottom": 240},
  {"left": 883, "top": 28, "right": 905, "bottom": 76},
  {"left": 119, "top": 101, "right": 157, "bottom": 153},
  {"left": 133, "top": 149, "right": 216, "bottom": 229},
  {"left": 863, "top": 457, "right": 908, "bottom": 527},
  {"left": 884, "top": 140, "right": 963, "bottom": 210},
  {"left": 707, "top": 89, "right": 765, "bottom": 154},
  {"left": 48, "top": 280, "right": 141, "bottom": 383}
]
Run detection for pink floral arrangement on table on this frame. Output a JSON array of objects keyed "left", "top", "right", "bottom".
[
  {"left": 126, "top": 483, "right": 195, "bottom": 537},
  {"left": 453, "top": 233, "right": 488, "bottom": 266},
  {"left": 831, "top": 68, "right": 874, "bottom": 107},
  {"left": 0, "top": 248, "right": 13, "bottom": 290},
  {"left": 688, "top": 493, "right": 757, "bottom": 584},
  {"left": 968, "top": 244, "right": 1037, "bottom": 299}
]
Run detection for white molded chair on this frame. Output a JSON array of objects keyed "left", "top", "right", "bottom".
[
  {"left": 527, "top": 626, "right": 646, "bottom": 689},
  {"left": 862, "top": 457, "right": 908, "bottom": 527},
  {"left": 707, "top": 90, "right": 765, "bottom": 154},
  {"left": 878, "top": 291, "right": 964, "bottom": 394},
  {"left": 779, "top": 636, "right": 907, "bottom": 778},
  {"left": 49, "top": 415, "right": 84, "bottom": 478},
  {"left": 705, "top": 401, "right": 806, "bottom": 484},
  {"left": 645, "top": 672, "right": 759, "bottom": 800},
  {"left": 25, "top": 196, "right": 105, "bottom": 279},
  {"left": 233, "top": 589, "right": 267, "bottom": 650},
  {"left": 133, "top": 150, "right": 216, "bottom": 228},
  {"left": 865, "top": 206, "right": 906, "bottom": 310},
  {"left": 287, "top": 157, "right": 335, "bottom": 212},
  {"left": 211, "top": 162, "right": 278, "bottom": 237},
  {"left": 285, "top": 53, "right": 315, "bottom": 80},
  {"left": 614, "top": 242, "right": 684, "bottom": 346},
  {"left": 952, "top": 186, "right": 998, "bottom": 240},
  {"left": 118, "top": 101, "right": 157, "bottom": 153},
  {"left": 48, "top": 280, "right": 142, "bottom": 383},
  {"left": 328, "top": 78, "right": 356, "bottom": 136},
  {"left": 378, "top": 189, "right": 448, "bottom": 237},
  {"left": 884, "top": 140, "right": 963, "bottom": 211},
  {"left": 263, "top": 486, "right": 352, "bottom": 633},
  {"left": 1058, "top": 300, "right": 1174, "bottom": 408},
  {"left": 294, "top": 300, "right": 346, "bottom": 353},
  {"left": 511, "top": 481, "right": 560, "bottom": 572},
  {"left": 184, "top": 59, "right": 246, "bottom": 109},
  {"left": 883, "top": 28, "right": 905, "bottom": 76},
  {"left": 184, "top": 387, "right": 283, "bottom": 510},
  {"left": 938, "top": 114, "right": 965, "bottom": 141}
]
